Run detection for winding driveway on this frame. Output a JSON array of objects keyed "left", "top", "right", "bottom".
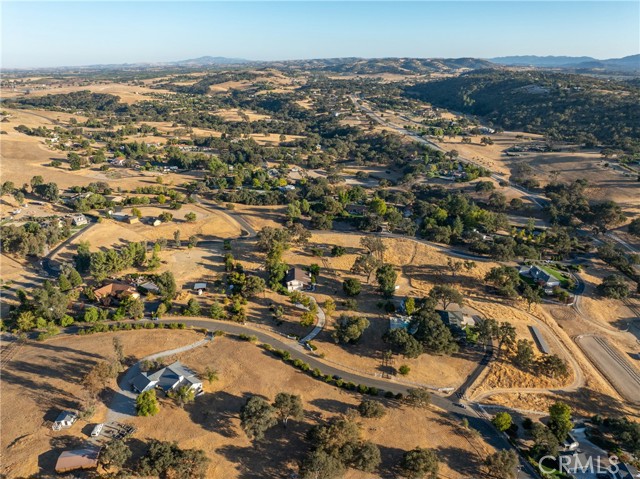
[{"left": 105, "top": 335, "right": 212, "bottom": 423}]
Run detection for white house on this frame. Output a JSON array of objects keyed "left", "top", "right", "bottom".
[
  {"left": 285, "top": 267, "right": 311, "bottom": 292},
  {"left": 52, "top": 411, "right": 77, "bottom": 430},
  {"left": 131, "top": 361, "right": 203, "bottom": 395},
  {"left": 529, "top": 265, "right": 561, "bottom": 288},
  {"left": 69, "top": 214, "right": 88, "bottom": 226}
]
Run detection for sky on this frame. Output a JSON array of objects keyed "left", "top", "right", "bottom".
[{"left": 2, "top": 1, "right": 639, "bottom": 68}]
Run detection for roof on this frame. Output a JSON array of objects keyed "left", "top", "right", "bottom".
[
  {"left": 142, "top": 361, "right": 201, "bottom": 392},
  {"left": 285, "top": 267, "right": 310, "bottom": 284},
  {"left": 530, "top": 265, "right": 553, "bottom": 283},
  {"left": 94, "top": 282, "right": 137, "bottom": 300},
  {"left": 529, "top": 325, "right": 550, "bottom": 354},
  {"left": 193, "top": 282, "right": 207, "bottom": 290},
  {"left": 438, "top": 310, "right": 465, "bottom": 327},
  {"left": 55, "top": 411, "right": 76, "bottom": 423},
  {"left": 140, "top": 281, "right": 160, "bottom": 292},
  {"left": 132, "top": 373, "right": 155, "bottom": 393},
  {"left": 618, "top": 463, "right": 640, "bottom": 479},
  {"left": 55, "top": 447, "right": 100, "bottom": 473}
]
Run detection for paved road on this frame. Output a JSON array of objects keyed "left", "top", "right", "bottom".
[
  {"left": 575, "top": 335, "right": 640, "bottom": 405},
  {"left": 152, "top": 318, "right": 537, "bottom": 478}
]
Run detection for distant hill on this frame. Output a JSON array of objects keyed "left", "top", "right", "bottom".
[
  {"left": 171, "top": 56, "right": 252, "bottom": 66},
  {"left": 406, "top": 70, "right": 640, "bottom": 153},
  {"left": 276, "top": 57, "right": 499, "bottom": 75},
  {"left": 491, "top": 54, "right": 640, "bottom": 72}
]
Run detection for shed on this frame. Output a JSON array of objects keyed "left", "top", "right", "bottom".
[
  {"left": 52, "top": 411, "right": 77, "bottom": 430},
  {"left": 193, "top": 282, "right": 207, "bottom": 295},
  {"left": 529, "top": 325, "right": 550, "bottom": 354}
]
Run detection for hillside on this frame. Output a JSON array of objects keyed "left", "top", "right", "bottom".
[
  {"left": 406, "top": 70, "right": 640, "bottom": 153},
  {"left": 279, "top": 57, "right": 498, "bottom": 75}
]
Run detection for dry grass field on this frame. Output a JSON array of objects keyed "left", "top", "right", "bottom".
[
  {"left": 0, "top": 330, "right": 203, "bottom": 478},
  {"left": 1, "top": 82, "right": 171, "bottom": 104},
  {"left": 1, "top": 332, "right": 495, "bottom": 478}
]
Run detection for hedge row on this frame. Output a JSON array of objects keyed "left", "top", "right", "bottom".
[
  {"left": 260, "top": 342, "right": 403, "bottom": 400},
  {"left": 77, "top": 322, "right": 186, "bottom": 335}
]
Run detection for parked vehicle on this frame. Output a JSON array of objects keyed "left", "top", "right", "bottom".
[{"left": 91, "top": 423, "right": 104, "bottom": 437}]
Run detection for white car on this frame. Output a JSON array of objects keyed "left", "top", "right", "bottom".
[{"left": 90, "top": 423, "right": 104, "bottom": 437}]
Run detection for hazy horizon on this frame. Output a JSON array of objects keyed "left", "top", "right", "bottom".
[{"left": 2, "top": 1, "right": 639, "bottom": 69}]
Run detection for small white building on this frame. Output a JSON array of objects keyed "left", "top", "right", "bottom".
[
  {"left": 285, "top": 267, "right": 311, "bottom": 292},
  {"left": 52, "top": 411, "right": 77, "bottom": 431},
  {"left": 193, "top": 282, "right": 207, "bottom": 295},
  {"left": 69, "top": 214, "right": 88, "bottom": 226}
]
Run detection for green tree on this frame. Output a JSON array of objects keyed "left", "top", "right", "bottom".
[
  {"left": 99, "top": 438, "right": 131, "bottom": 470},
  {"left": 496, "top": 322, "right": 517, "bottom": 358},
  {"left": 548, "top": 401, "right": 573, "bottom": 442},
  {"left": 358, "top": 399, "right": 386, "bottom": 419},
  {"left": 156, "top": 271, "right": 177, "bottom": 299},
  {"left": 184, "top": 212, "right": 197, "bottom": 222},
  {"left": 520, "top": 283, "right": 542, "bottom": 311},
  {"left": 412, "top": 310, "right": 459, "bottom": 355},
  {"left": 67, "top": 267, "right": 83, "bottom": 287},
  {"left": 155, "top": 302, "right": 167, "bottom": 319},
  {"left": 475, "top": 318, "right": 499, "bottom": 351},
  {"left": 323, "top": 298, "right": 336, "bottom": 319},
  {"left": 598, "top": 274, "right": 630, "bottom": 299},
  {"left": 531, "top": 423, "right": 560, "bottom": 457},
  {"left": 136, "top": 390, "right": 160, "bottom": 416},
  {"left": 168, "top": 385, "right": 196, "bottom": 408},
  {"left": 351, "top": 441, "right": 381, "bottom": 473},
  {"left": 383, "top": 328, "right": 423, "bottom": 358},
  {"left": 514, "top": 339, "right": 535, "bottom": 370},
  {"left": 492, "top": 412, "right": 513, "bottom": 432},
  {"left": 183, "top": 298, "right": 201, "bottom": 316},
  {"left": 300, "top": 310, "right": 316, "bottom": 327},
  {"left": 301, "top": 449, "right": 345, "bottom": 479},
  {"left": 404, "top": 296, "right": 416, "bottom": 316},
  {"left": 332, "top": 314, "right": 370, "bottom": 344},
  {"left": 485, "top": 266, "right": 520, "bottom": 298},
  {"left": 173, "top": 230, "right": 181, "bottom": 248},
  {"left": 400, "top": 447, "right": 439, "bottom": 479},
  {"left": 240, "top": 396, "right": 277, "bottom": 440},
  {"left": 343, "top": 278, "right": 362, "bottom": 296},
  {"left": 273, "top": 392, "right": 304, "bottom": 427},
  {"left": 209, "top": 302, "right": 225, "bottom": 319},
  {"left": 428, "top": 284, "right": 464, "bottom": 310},
  {"left": 58, "top": 274, "right": 72, "bottom": 292},
  {"left": 16, "top": 310, "right": 37, "bottom": 331},
  {"left": 375, "top": 264, "right": 397, "bottom": 297},
  {"left": 204, "top": 367, "right": 218, "bottom": 384},
  {"left": 484, "top": 450, "right": 518, "bottom": 479},
  {"left": 406, "top": 388, "right": 431, "bottom": 409},
  {"left": 351, "top": 254, "right": 381, "bottom": 284},
  {"left": 125, "top": 297, "right": 145, "bottom": 320}
]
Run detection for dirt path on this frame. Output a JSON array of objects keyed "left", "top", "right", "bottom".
[{"left": 575, "top": 334, "right": 640, "bottom": 405}]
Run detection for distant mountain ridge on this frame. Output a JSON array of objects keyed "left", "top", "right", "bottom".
[
  {"left": 170, "top": 56, "right": 252, "bottom": 66},
  {"left": 491, "top": 54, "right": 640, "bottom": 71}
]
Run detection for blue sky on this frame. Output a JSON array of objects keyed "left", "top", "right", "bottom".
[{"left": 2, "top": 1, "right": 639, "bottom": 68}]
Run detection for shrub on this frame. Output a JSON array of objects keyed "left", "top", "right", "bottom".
[{"left": 398, "top": 364, "right": 411, "bottom": 376}]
